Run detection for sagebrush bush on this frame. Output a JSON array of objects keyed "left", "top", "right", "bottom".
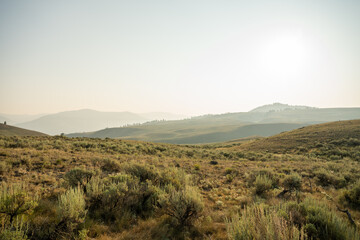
[
  {"left": 0, "top": 161, "right": 9, "bottom": 175},
  {"left": 226, "top": 203, "right": 305, "bottom": 240},
  {"left": 285, "top": 198, "right": 360, "bottom": 240},
  {"left": 86, "top": 176, "right": 105, "bottom": 199},
  {"left": 341, "top": 180, "right": 360, "bottom": 209},
  {"left": 313, "top": 168, "right": 346, "bottom": 188},
  {"left": 158, "top": 185, "right": 204, "bottom": 227},
  {"left": 0, "top": 183, "right": 38, "bottom": 224},
  {"left": 246, "top": 169, "right": 279, "bottom": 189},
  {"left": 0, "top": 216, "right": 28, "bottom": 240},
  {"left": 160, "top": 167, "right": 188, "bottom": 190},
  {"left": 227, "top": 198, "right": 360, "bottom": 240},
  {"left": 86, "top": 172, "right": 161, "bottom": 225},
  {"left": 58, "top": 186, "right": 86, "bottom": 223},
  {"left": 123, "top": 163, "right": 159, "bottom": 183},
  {"left": 254, "top": 175, "right": 273, "bottom": 195},
  {"left": 27, "top": 199, "right": 58, "bottom": 240},
  {"left": 64, "top": 168, "right": 95, "bottom": 192},
  {"left": 282, "top": 173, "right": 302, "bottom": 191},
  {"left": 101, "top": 158, "right": 121, "bottom": 173}
]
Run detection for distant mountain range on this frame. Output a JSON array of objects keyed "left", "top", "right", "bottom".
[
  {"left": 0, "top": 113, "right": 47, "bottom": 125},
  {"left": 5, "top": 109, "right": 186, "bottom": 135},
  {"left": 67, "top": 103, "right": 360, "bottom": 144},
  {"left": 2, "top": 103, "right": 360, "bottom": 143}
]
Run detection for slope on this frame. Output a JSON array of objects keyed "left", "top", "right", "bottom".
[
  {"left": 0, "top": 123, "right": 48, "bottom": 136},
  {"left": 68, "top": 122, "right": 306, "bottom": 144},
  {"left": 237, "top": 119, "right": 360, "bottom": 153}
]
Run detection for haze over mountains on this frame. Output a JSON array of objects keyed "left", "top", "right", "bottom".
[
  {"left": 67, "top": 103, "right": 360, "bottom": 144},
  {"left": 0, "top": 113, "right": 46, "bottom": 125},
  {"left": 7, "top": 110, "right": 186, "bottom": 135},
  {"left": 2, "top": 103, "right": 360, "bottom": 144}
]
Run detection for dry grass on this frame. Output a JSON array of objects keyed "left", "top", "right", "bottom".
[{"left": 0, "top": 120, "right": 360, "bottom": 239}]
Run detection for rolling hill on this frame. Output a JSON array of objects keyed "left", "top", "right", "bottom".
[
  {"left": 237, "top": 119, "right": 360, "bottom": 153},
  {"left": 250, "top": 102, "right": 314, "bottom": 112},
  {"left": 0, "top": 123, "right": 47, "bottom": 136},
  {"left": 68, "top": 122, "right": 305, "bottom": 144},
  {"left": 67, "top": 105, "right": 360, "bottom": 144}
]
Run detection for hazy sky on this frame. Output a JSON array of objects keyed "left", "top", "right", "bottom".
[{"left": 1, "top": 0, "right": 359, "bottom": 115}]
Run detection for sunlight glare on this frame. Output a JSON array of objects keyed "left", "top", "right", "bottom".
[{"left": 258, "top": 34, "right": 307, "bottom": 77}]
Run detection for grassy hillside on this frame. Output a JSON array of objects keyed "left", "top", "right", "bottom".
[
  {"left": 0, "top": 123, "right": 47, "bottom": 136},
  {"left": 238, "top": 119, "right": 360, "bottom": 153},
  {"left": 1, "top": 120, "right": 360, "bottom": 239},
  {"left": 68, "top": 122, "right": 306, "bottom": 144},
  {"left": 67, "top": 107, "right": 360, "bottom": 144}
]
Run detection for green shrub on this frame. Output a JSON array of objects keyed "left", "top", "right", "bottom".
[
  {"left": 101, "top": 158, "right": 121, "bottom": 173},
  {"left": 254, "top": 175, "right": 272, "bottom": 195},
  {"left": 227, "top": 198, "right": 360, "bottom": 240},
  {"left": 0, "top": 216, "right": 28, "bottom": 240},
  {"left": 58, "top": 186, "right": 86, "bottom": 224},
  {"left": 123, "top": 163, "right": 159, "bottom": 182},
  {"left": 225, "top": 168, "right": 238, "bottom": 175},
  {"left": 0, "top": 183, "right": 38, "bottom": 224},
  {"left": 86, "top": 176, "right": 105, "bottom": 199},
  {"left": 194, "top": 164, "right": 200, "bottom": 171},
  {"left": 282, "top": 173, "right": 302, "bottom": 191},
  {"left": 341, "top": 180, "right": 360, "bottom": 209},
  {"left": 284, "top": 198, "right": 360, "bottom": 240},
  {"left": 226, "top": 174, "right": 235, "bottom": 183},
  {"left": 299, "top": 198, "right": 359, "bottom": 240},
  {"left": 27, "top": 199, "right": 58, "bottom": 240},
  {"left": 86, "top": 173, "right": 160, "bottom": 225},
  {"left": 0, "top": 161, "right": 9, "bottom": 175},
  {"left": 313, "top": 168, "right": 346, "bottom": 188},
  {"left": 64, "top": 168, "right": 95, "bottom": 192},
  {"left": 246, "top": 169, "right": 279, "bottom": 189},
  {"left": 158, "top": 167, "right": 188, "bottom": 190},
  {"left": 55, "top": 186, "right": 87, "bottom": 239},
  {"left": 159, "top": 185, "right": 204, "bottom": 227},
  {"left": 226, "top": 203, "right": 305, "bottom": 240}
]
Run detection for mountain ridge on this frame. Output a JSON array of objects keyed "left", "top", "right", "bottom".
[
  {"left": 66, "top": 107, "right": 360, "bottom": 144},
  {"left": 15, "top": 109, "right": 187, "bottom": 135}
]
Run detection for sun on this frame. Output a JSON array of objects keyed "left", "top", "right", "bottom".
[{"left": 258, "top": 34, "right": 307, "bottom": 77}]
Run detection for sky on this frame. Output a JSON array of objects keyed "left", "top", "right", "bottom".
[{"left": 0, "top": 0, "right": 359, "bottom": 115}]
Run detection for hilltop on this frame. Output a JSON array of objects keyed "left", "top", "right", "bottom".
[
  {"left": 0, "top": 123, "right": 47, "bottom": 136},
  {"left": 250, "top": 103, "right": 314, "bottom": 112},
  {"left": 237, "top": 119, "right": 360, "bottom": 153}
]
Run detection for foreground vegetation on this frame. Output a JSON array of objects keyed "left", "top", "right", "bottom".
[{"left": 0, "top": 120, "right": 360, "bottom": 239}]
